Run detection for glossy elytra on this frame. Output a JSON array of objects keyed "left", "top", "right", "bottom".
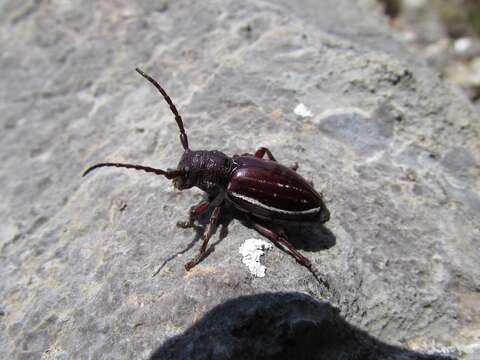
[{"left": 83, "top": 68, "right": 331, "bottom": 287}]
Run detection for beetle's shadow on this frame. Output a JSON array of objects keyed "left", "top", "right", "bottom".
[
  {"left": 155, "top": 200, "right": 336, "bottom": 274},
  {"left": 153, "top": 204, "right": 228, "bottom": 275},
  {"left": 250, "top": 218, "right": 336, "bottom": 252},
  {"left": 220, "top": 202, "right": 336, "bottom": 252}
]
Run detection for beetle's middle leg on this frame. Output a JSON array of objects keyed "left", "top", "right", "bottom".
[
  {"left": 254, "top": 147, "right": 277, "bottom": 161},
  {"left": 254, "top": 147, "right": 299, "bottom": 172},
  {"left": 250, "top": 220, "right": 330, "bottom": 289},
  {"left": 176, "top": 200, "right": 210, "bottom": 229},
  {"left": 185, "top": 206, "right": 221, "bottom": 271},
  {"left": 239, "top": 147, "right": 277, "bottom": 160}
]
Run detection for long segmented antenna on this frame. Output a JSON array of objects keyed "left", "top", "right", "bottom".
[
  {"left": 82, "top": 162, "right": 185, "bottom": 179},
  {"left": 135, "top": 68, "right": 189, "bottom": 151}
]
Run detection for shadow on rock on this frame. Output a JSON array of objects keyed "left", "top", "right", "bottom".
[
  {"left": 257, "top": 220, "right": 336, "bottom": 252},
  {"left": 216, "top": 200, "right": 336, "bottom": 252},
  {"left": 150, "top": 292, "right": 454, "bottom": 360},
  {"left": 158, "top": 200, "right": 336, "bottom": 274}
]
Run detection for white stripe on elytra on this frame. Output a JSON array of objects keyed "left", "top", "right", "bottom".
[
  {"left": 247, "top": 178, "right": 305, "bottom": 193},
  {"left": 230, "top": 192, "right": 321, "bottom": 215},
  {"left": 240, "top": 175, "right": 307, "bottom": 193}
]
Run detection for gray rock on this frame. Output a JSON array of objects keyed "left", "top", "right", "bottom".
[{"left": 0, "top": 0, "right": 479, "bottom": 359}]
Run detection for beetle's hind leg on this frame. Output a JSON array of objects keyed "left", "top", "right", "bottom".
[
  {"left": 250, "top": 220, "right": 331, "bottom": 289},
  {"left": 177, "top": 201, "right": 210, "bottom": 229},
  {"left": 185, "top": 206, "right": 222, "bottom": 271}
]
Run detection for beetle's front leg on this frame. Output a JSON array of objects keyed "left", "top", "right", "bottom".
[
  {"left": 176, "top": 201, "right": 210, "bottom": 229},
  {"left": 185, "top": 206, "right": 221, "bottom": 271},
  {"left": 251, "top": 220, "right": 330, "bottom": 289}
]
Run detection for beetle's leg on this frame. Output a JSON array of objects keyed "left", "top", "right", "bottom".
[
  {"left": 254, "top": 147, "right": 277, "bottom": 161},
  {"left": 237, "top": 148, "right": 275, "bottom": 159},
  {"left": 176, "top": 201, "right": 210, "bottom": 229},
  {"left": 185, "top": 206, "right": 221, "bottom": 271},
  {"left": 254, "top": 147, "right": 300, "bottom": 171},
  {"left": 251, "top": 221, "right": 330, "bottom": 289}
]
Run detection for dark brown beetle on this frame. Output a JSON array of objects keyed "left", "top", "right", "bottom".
[{"left": 83, "top": 68, "right": 331, "bottom": 286}]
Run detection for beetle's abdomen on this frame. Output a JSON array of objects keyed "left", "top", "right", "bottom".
[{"left": 227, "top": 156, "right": 328, "bottom": 221}]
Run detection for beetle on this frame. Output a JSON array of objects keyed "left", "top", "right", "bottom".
[{"left": 83, "top": 68, "right": 331, "bottom": 287}]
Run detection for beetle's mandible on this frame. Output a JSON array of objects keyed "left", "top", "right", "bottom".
[{"left": 83, "top": 68, "right": 331, "bottom": 286}]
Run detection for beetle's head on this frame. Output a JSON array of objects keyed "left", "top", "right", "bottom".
[
  {"left": 171, "top": 152, "right": 191, "bottom": 190},
  {"left": 172, "top": 150, "right": 205, "bottom": 190}
]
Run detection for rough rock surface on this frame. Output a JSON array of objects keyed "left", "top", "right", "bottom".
[{"left": 1, "top": 0, "right": 479, "bottom": 359}]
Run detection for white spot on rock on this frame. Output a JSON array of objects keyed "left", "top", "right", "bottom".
[
  {"left": 294, "top": 103, "right": 313, "bottom": 118},
  {"left": 454, "top": 37, "right": 473, "bottom": 55},
  {"left": 239, "top": 238, "right": 272, "bottom": 277}
]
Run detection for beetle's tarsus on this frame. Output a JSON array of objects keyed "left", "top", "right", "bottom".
[
  {"left": 177, "top": 201, "right": 210, "bottom": 230},
  {"left": 309, "top": 266, "right": 331, "bottom": 289},
  {"left": 176, "top": 220, "right": 201, "bottom": 229},
  {"left": 176, "top": 220, "right": 190, "bottom": 228},
  {"left": 184, "top": 246, "right": 214, "bottom": 271}
]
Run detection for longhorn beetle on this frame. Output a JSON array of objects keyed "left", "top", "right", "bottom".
[{"left": 83, "top": 68, "right": 331, "bottom": 287}]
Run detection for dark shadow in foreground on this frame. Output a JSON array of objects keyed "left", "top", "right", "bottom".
[{"left": 150, "top": 292, "right": 455, "bottom": 360}]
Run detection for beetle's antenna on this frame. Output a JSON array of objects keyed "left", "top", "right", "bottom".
[
  {"left": 135, "top": 68, "right": 190, "bottom": 151},
  {"left": 82, "top": 162, "right": 185, "bottom": 179}
]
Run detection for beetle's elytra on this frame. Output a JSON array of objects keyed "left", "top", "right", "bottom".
[{"left": 83, "top": 68, "right": 331, "bottom": 287}]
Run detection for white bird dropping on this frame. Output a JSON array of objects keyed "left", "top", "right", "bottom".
[{"left": 239, "top": 238, "right": 273, "bottom": 277}]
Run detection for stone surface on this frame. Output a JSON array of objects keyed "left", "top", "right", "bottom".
[
  {"left": 381, "top": 0, "right": 480, "bottom": 109},
  {"left": 0, "top": 0, "right": 479, "bottom": 359}
]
